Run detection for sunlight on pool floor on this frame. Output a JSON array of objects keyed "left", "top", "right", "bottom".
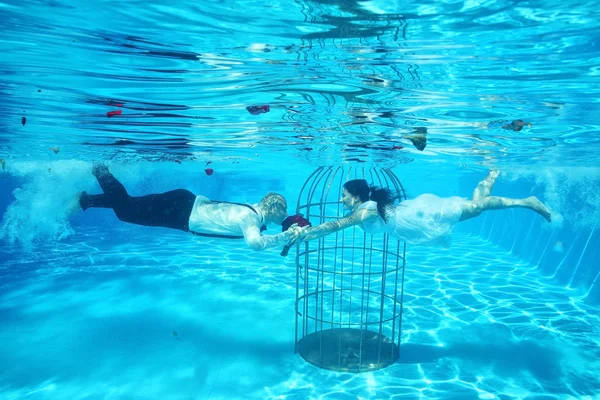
[{"left": 0, "top": 227, "right": 598, "bottom": 399}]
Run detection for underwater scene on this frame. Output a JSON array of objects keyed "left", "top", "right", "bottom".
[{"left": 1, "top": 0, "right": 599, "bottom": 399}]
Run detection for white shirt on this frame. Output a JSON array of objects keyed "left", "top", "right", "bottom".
[{"left": 188, "top": 195, "right": 292, "bottom": 251}]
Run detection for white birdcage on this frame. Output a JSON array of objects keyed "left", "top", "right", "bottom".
[{"left": 292, "top": 166, "right": 407, "bottom": 372}]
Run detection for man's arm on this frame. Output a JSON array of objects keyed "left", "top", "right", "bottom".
[{"left": 240, "top": 217, "right": 296, "bottom": 252}]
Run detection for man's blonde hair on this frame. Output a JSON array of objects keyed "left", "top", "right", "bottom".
[{"left": 259, "top": 192, "right": 287, "bottom": 213}]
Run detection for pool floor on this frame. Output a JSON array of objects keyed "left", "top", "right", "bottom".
[{"left": 0, "top": 227, "right": 598, "bottom": 399}]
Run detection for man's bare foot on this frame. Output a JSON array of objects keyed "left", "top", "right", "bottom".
[
  {"left": 92, "top": 163, "right": 109, "bottom": 177},
  {"left": 525, "top": 196, "right": 552, "bottom": 222}
]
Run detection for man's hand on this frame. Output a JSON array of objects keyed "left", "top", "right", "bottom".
[
  {"left": 293, "top": 225, "right": 311, "bottom": 244},
  {"left": 279, "top": 225, "right": 313, "bottom": 257},
  {"left": 285, "top": 223, "right": 302, "bottom": 242}
]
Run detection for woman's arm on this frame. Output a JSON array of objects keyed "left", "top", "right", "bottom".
[{"left": 301, "top": 208, "right": 371, "bottom": 242}]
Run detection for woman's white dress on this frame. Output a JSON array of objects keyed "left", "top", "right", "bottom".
[{"left": 358, "top": 195, "right": 467, "bottom": 246}]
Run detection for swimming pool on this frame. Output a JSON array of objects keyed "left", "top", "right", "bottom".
[{"left": 1, "top": 0, "right": 599, "bottom": 399}]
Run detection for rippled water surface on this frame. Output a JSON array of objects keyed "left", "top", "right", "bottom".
[{"left": 1, "top": 0, "right": 599, "bottom": 167}]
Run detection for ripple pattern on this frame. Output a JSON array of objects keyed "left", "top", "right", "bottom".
[{"left": 0, "top": 226, "right": 598, "bottom": 399}]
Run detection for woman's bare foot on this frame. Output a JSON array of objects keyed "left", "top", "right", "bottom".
[
  {"left": 525, "top": 196, "right": 552, "bottom": 222},
  {"left": 472, "top": 170, "right": 500, "bottom": 201},
  {"left": 488, "top": 170, "right": 500, "bottom": 182}
]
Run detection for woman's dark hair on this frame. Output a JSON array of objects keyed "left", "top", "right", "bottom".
[{"left": 343, "top": 179, "right": 396, "bottom": 222}]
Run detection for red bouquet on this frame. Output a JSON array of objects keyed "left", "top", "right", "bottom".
[
  {"left": 280, "top": 215, "right": 311, "bottom": 257},
  {"left": 282, "top": 215, "right": 311, "bottom": 232}
]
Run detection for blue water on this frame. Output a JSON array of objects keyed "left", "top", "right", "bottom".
[{"left": 1, "top": 0, "right": 600, "bottom": 399}]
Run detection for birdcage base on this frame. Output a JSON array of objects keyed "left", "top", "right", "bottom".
[{"left": 297, "top": 328, "right": 399, "bottom": 372}]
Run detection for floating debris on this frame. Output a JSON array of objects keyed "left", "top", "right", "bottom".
[
  {"left": 204, "top": 161, "right": 214, "bottom": 176},
  {"left": 405, "top": 128, "right": 427, "bottom": 151},
  {"left": 246, "top": 105, "right": 270, "bottom": 115},
  {"left": 406, "top": 134, "right": 426, "bottom": 151},
  {"left": 502, "top": 119, "right": 532, "bottom": 131},
  {"left": 172, "top": 329, "right": 181, "bottom": 341}
]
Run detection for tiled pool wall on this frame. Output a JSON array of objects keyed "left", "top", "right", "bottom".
[{"left": 455, "top": 173, "right": 600, "bottom": 304}]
